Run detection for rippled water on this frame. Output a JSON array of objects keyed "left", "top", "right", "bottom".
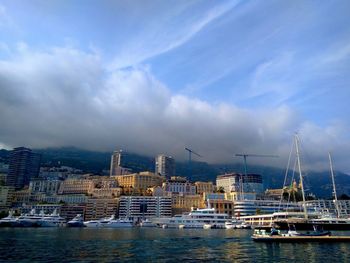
[{"left": 0, "top": 228, "right": 349, "bottom": 262}]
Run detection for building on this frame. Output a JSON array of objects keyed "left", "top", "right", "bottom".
[
  {"left": 195, "top": 181, "right": 214, "bottom": 195},
  {"left": 303, "top": 199, "right": 350, "bottom": 217},
  {"left": 233, "top": 199, "right": 301, "bottom": 217},
  {"left": 116, "top": 172, "right": 164, "bottom": 194},
  {"left": 6, "top": 147, "right": 41, "bottom": 189},
  {"left": 29, "top": 179, "right": 61, "bottom": 195},
  {"left": 0, "top": 186, "right": 14, "bottom": 212},
  {"left": 60, "top": 204, "right": 86, "bottom": 221},
  {"left": 119, "top": 196, "right": 172, "bottom": 220},
  {"left": 162, "top": 176, "right": 196, "bottom": 195},
  {"left": 216, "top": 173, "right": 263, "bottom": 194},
  {"left": 171, "top": 194, "right": 205, "bottom": 215},
  {"left": 208, "top": 199, "right": 234, "bottom": 217},
  {"left": 85, "top": 198, "right": 119, "bottom": 220},
  {"left": 110, "top": 150, "right": 131, "bottom": 176},
  {"left": 58, "top": 179, "right": 94, "bottom": 195},
  {"left": 155, "top": 154, "right": 175, "bottom": 179}
]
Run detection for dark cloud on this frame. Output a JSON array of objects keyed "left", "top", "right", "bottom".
[{"left": 0, "top": 46, "right": 349, "bottom": 173}]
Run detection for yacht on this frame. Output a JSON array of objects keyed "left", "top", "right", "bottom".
[
  {"left": 67, "top": 214, "right": 85, "bottom": 227},
  {"left": 155, "top": 208, "right": 230, "bottom": 229},
  {"left": 84, "top": 215, "right": 134, "bottom": 228},
  {"left": 39, "top": 209, "right": 66, "bottom": 227},
  {"left": 0, "top": 211, "right": 19, "bottom": 227},
  {"left": 100, "top": 215, "right": 134, "bottom": 228},
  {"left": 17, "top": 209, "right": 43, "bottom": 227}
]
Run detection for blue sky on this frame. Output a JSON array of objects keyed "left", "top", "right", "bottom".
[{"left": 0, "top": 0, "right": 350, "bottom": 172}]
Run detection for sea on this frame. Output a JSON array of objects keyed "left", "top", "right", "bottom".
[{"left": 0, "top": 228, "right": 349, "bottom": 262}]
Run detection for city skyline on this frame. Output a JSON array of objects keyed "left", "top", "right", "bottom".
[{"left": 0, "top": 1, "right": 349, "bottom": 172}]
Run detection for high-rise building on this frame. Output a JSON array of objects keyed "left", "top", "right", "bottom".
[
  {"left": 155, "top": 154, "right": 175, "bottom": 179},
  {"left": 109, "top": 150, "right": 131, "bottom": 176},
  {"left": 6, "top": 147, "right": 41, "bottom": 189}
]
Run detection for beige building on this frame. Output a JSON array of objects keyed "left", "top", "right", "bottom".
[
  {"left": 116, "top": 172, "right": 165, "bottom": 194},
  {"left": 58, "top": 179, "right": 94, "bottom": 195},
  {"left": 0, "top": 186, "right": 14, "bottom": 212},
  {"left": 171, "top": 194, "right": 205, "bottom": 215},
  {"left": 208, "top": 199, "right": 234, "bottom": 217},
  {"left": 195, "top": 181, "right": 214, "bottom": 195},
  {"left": 85, "top": 198, "right": 119, "bottom": 220}
]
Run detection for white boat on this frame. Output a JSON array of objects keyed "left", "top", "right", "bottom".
[
  {"left": 155, "top": 208, "right": 230, "bottom": 229},
  {"left": 103, "top": 218, "right": 133, "bottom": 228},
  {"left": 203, "top": 224, "right": 212, "bottom": 229},
  {"left": 67, "top": 214, "right": 85, "bottom": 227},
  {"left": 17, "top": 209, "right": 43, "bottom": 227},
  {"left": 225, "top": 221, "right": 235, "bottom": 229},
  {"left": 0, "top": 211, "right": 19, "bottom": 227},
  {"left": 84, "top": 220, "right": 101, "bottom": 228},
  {"left": 139, "top": 219, "right": 157, "bottom": 227},
  {"left": 84, "top": 215, "right": 133, "bottom": 228},
  {"left": 39, "top": 209, "right": 66, "bottom": 227}
]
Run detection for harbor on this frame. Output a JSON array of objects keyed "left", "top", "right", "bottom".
[{"left": 1, "top": 227, "right": 350, "bottom": 262}]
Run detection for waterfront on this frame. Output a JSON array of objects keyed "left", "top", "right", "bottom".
[{"left": 1, "top": 228, "right": 350, "bottom": 262}]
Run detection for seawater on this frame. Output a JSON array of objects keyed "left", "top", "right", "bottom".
[{"left": 0, "top": 228, "right": 349, "bottom": 262}]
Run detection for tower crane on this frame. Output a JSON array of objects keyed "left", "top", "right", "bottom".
[
  {"left": 235, "top": 153, "right": 278, "bottom": 200},
  {"left": 185, "top": 147, "right": 202, "bottom": 181}
]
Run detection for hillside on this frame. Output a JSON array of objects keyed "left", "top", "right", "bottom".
[{"left": 1, "top": 147, "right": 349, "bottom": 198}]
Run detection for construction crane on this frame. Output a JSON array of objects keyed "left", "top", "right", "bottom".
[
  {"left": 235, "top": 153, "right": 278, "bottom": 200},
  {"left": 185, "top": 147, "right": 202, "bottom": 181}
]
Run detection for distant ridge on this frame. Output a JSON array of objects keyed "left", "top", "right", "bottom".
[{"left": 1, "top": 147, "right": 349, "bottom": 198}]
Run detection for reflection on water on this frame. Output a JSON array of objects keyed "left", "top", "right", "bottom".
[{"left": 0, "top": 228, "right": 350, "bottom": 262}]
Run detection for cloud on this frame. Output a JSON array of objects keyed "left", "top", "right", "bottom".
[
  {"left": 109, "top": 0, "right": 239, "bottom": 69},
  {"left": 1, "top": 44, "right": 350, "bottom": 173}
]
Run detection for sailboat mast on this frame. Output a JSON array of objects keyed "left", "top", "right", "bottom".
[
  {"left": 295, "top": 134, "right": 308, "bottom": 219},
  {"left": 328, "top": 152, "right": 340, "bottom": 218}
]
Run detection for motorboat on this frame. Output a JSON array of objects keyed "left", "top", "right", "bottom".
[
  {"left": 139, "top": 219, "right": 156, "bottom": 227},
  {"left": 103, "top": 218, "right": 134, "bottom": 228},
  {"left": 0, "top": 211, "right": 19, "bottom": 227},
  {"left": 84, "top": 215, "right": 133, "bottom": 228},
  {"left": 203, "top": 224, "right": 212, "bottom": 229},
  {"left": 38, "top": 209, "right": 66, "bottom": 227},
  {"left": 67, "top": 214, "right": 85, "bottom": 227},
  {"left": 17, "top": 209, "right": 43, "bottom": 227}
]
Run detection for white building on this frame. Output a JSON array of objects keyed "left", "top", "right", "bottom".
[
  {"left": 29, "top": 179, "right": 61, "bottom": 195},
  {"left": 119, "top": 196, "right": 172, "bottom": 220},
  {"left": 216, "top": 173, "right": 263, "bottom": 194},
  {"left": 155, "top": 154, "right": 175, "bottom": 179},
  {"left": 162, "top": 177, "right": 196, "bottom": 195}
]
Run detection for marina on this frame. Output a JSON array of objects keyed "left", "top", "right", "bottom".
[{"left": 1, "top": 227, "right": 350, "bottom": 262}]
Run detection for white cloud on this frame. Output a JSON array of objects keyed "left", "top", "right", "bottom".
[
  {"left": 109, "top": 1, "right": 239, "bottom": 69},
  {"left": 0, "top": 44, "right": 349, "bottom": 173}
]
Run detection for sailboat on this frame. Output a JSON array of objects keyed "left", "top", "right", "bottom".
[{"left": 274, "top": 136, "right": 350, "bottom": 230}]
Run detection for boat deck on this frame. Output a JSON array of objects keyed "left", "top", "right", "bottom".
[{"left": 252, "top": 235, "right": 350, "bottom": 242}]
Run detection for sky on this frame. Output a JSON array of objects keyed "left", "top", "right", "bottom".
[{"left": 0, "top": 0, "right": 350, "bottom": 172}]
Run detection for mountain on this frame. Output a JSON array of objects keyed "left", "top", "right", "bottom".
[{"left": 1, "top": 147, "right": 349, "bottom": 198}]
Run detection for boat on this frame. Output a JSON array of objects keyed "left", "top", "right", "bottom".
[
  {"left": 0, "top": 211, "right": 20, "bottom": 227},
  {"left": 83, "top": 219, "right": 101, "bottom": 228},
  {"left": 225, "top": 221, "right": 235, "bottom": 229},
  {"left": 103, "top": 218, "right": 133, "bottom": 228},
  {"left": 38, "top": 209, "right": 66, "bottom": 227},
  {"left": 17, "top": 209, "right": 44, "bottom": 227},
  {"left": 67, "top": 214, "right": 85, "bottom": 227},
  {"left": 154, "top": 208, "right": 230, "bottom": 229},
  {"left": 274, "top": 150, "right": 350, "bottom": 230},
  {"left": 84, "top": 215, "right": 133, "bottom": 228},
  {"left": 203, "top": 224, "right": 212, "bottom": 229},
  {"left": 139, "top": 219, "right": 156, "bottom": 227},
  {"left": 251, "top": 227, "right": 350, "bottom": 242}
]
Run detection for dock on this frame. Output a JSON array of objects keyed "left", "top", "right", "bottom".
[{"left": 252, "top": 235, "right": 350, "bottom": 242}]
